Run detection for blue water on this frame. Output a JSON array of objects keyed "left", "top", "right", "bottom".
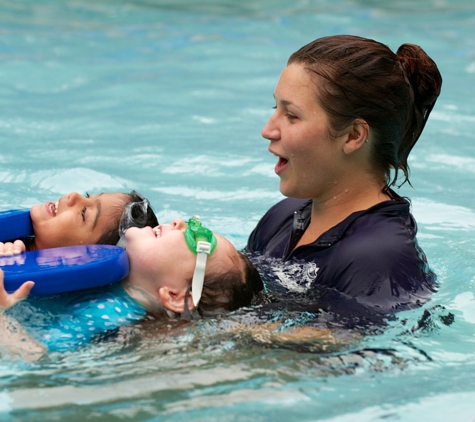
[{"left": 1, "top": 0, "right": 475, "bottom": 420}]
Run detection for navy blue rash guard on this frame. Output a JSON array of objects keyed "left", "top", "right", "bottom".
[{"left": 246, "top": 197, "right": 437, "bottom": 313}]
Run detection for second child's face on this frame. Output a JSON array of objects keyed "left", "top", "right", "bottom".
[
  {"left": 30, "top": 192, "right": 127, "bottom": 249},
  {"left": 125, "top": 219, "right": 241, "bottom": 294}
]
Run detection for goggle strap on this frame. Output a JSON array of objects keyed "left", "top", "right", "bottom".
[
  {"left": 191, "top": 241, "right": 211, "bottom": 307},
  {"left": 117, "top": 235, "right": 126, "bottom": 249},
  {"left": 117, "top": 194, "right": 151, "bottom": 244}
]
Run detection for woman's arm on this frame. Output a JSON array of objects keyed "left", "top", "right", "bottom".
[{"left": 229, "top": 321, "right": 362, "bottom": 353}]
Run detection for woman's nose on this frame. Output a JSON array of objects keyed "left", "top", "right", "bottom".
[
  {"left": 171, "top": 218, "right": 187, "bottom": 230},
  {"left": 261, "top": 114, "right": 280, "bottom": 141}
]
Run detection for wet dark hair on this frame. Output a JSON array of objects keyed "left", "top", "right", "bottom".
[
  {"left": 288, "top": 35, "right": 442, "bottom": 198},
  {"left": 196, "top": 252, "right": 263, "bottom": 317},
  {"left": 96, "top": 191, "right": 159, "bottom": 245}
]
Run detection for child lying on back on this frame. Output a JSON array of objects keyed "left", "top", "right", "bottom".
[
  {"left": 0, "top": 190, "right": 158, "bottom": 254},
  {"left": 0, "top": 215, "right": 263, "bottom": 357}
]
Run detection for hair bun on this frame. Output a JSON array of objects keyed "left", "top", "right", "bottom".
[{"left": 397, "top": 43, "right": 442, "bottom": 114}]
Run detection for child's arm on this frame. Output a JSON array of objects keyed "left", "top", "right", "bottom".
[
  {"left": 0, "top": 268, "right": 33, "bottom": 310},
  {"left": 0, "top": 269, "right": 45, "bottom": 361},
  {"left": 0, "top": 311, "right": 46, "bottom": 361},
  {"left": 0, "top": 239, "right": 26, "bottom": 256}
]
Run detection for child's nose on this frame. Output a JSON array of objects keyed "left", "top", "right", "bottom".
[
  {"left": 66, "top": 192, "right": 82, "bottom": 206},
  {"left": 171, "top": 218, "right": 187, "bottom": 230}
]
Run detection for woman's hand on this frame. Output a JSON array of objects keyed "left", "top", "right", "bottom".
[
  {"left": 0, "top": 240, "right": 26, "bottom": 256},
  {"left": 0, "top": 268, "right": 34, "bottom": 311}
]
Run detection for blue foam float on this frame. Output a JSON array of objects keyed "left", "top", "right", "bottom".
[{"left": 0, "top": 209, "right": 129, "bottom": 296}]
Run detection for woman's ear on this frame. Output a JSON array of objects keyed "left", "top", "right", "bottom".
[
  {"left": 342, "top": 119, "right": 369, "bottom": 155},
  {"left": 158, "top": 286, "right": 193, "bottom": 314}
]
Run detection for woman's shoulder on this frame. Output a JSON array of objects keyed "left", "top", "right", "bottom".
[
  {"left": 292, "top": 198, "right": 425, "bottom": 280},
  {"left": 325, "top": 199, "right": 435, "bottom": 311},
  {"left": 334, "top": 199, "right": 415, "bottom": 254}
]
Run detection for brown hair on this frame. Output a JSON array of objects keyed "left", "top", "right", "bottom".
[
  {"left": 197, "top": 252, "right": 263, "bottom": 317},
  {"left": 288, "top": 35, "right": 442, "bottom": 197}
]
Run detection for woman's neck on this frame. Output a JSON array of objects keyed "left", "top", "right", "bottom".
[{"left": 295, "top": 178, "right": 389, "bottom": 248}]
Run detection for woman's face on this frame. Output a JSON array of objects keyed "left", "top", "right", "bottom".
[
  {"left": 30, "top": 192, "right": 127, "bottom": 249},
  {"left": 125, "top": 219, "right": 240, "bottom": 294},
  {"left": 261, "top": 63, "right": 348, "bottom": 200}
]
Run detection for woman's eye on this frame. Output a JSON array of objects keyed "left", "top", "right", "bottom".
[
  {"left": 81, "top": 207, "right": 87, "bottom": 221},
  {"left": 85, "top": 192, "right": 90, "bottom": 198}
]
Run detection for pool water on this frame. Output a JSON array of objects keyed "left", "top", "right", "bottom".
[{"left": 1, "top": 0, "right": 475, "bottom": 420}]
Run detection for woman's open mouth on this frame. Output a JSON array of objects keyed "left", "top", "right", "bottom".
[{"left": 275, "top": 155, "right": 289, "bottom": 175}]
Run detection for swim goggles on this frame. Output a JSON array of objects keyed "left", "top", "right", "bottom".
[
  {"left": 184, "top": 215, "right": 217, "bottom": 307},
  {"left": 117, "top": 191, "right": 152, "bottom": 248}
]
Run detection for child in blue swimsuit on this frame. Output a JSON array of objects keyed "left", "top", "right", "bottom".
[{"left": 0, "top": 215, "right": 263, "bottom": 357}]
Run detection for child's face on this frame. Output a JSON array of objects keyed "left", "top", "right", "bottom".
[
  {"left": 30, "top": 192, "right": 127, "bottom": 249},
  {"left": 125, "top": 219, "right": 241, "bottom": 295}
]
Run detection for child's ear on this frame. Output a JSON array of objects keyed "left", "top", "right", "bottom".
[{"left": 158, "top": 286, "right": 193, "bottom": 314}]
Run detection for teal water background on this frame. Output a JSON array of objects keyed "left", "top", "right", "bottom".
[{"left": 1, "top": 0, "right": 475, "bottom": 420}]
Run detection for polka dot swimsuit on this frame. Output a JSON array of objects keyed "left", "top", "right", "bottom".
[{"left": 8, "top": 283, "right": 146, "bottom": 351}]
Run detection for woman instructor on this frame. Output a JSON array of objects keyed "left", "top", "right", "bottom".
[{"left": 247, "top": 35, "right": 442, "bottom": 313}]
